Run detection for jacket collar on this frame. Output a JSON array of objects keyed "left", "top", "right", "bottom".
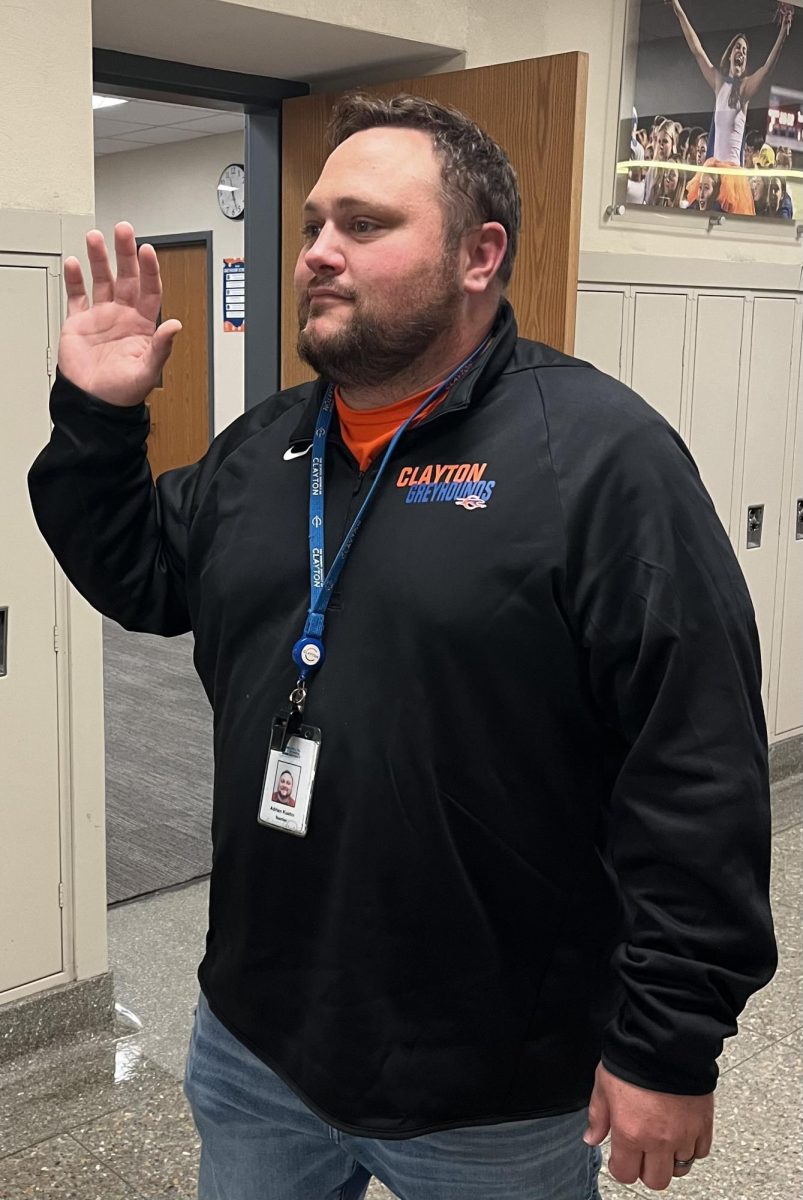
[{"left": 286, "top": 301, "right": 518, "bottom": 450}]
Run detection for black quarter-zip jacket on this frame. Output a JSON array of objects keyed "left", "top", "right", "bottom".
[{"left": 28, "top": 302, "right": 776, "bottom": 1136}]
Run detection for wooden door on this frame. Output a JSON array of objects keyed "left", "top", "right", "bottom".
[
  {"left": 280, "top": 54, "right": 588, "bottom": 388},
  {"left": 145, "top": 242, "right": 210, "bottom": 478}
]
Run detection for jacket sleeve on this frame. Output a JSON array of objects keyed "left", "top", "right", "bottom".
[
  {"left": 28, "top": 370, "right": 199, "bottom": 636},
  {"left": 550, "top": 375, "right": 777, "bottom": 1096}
]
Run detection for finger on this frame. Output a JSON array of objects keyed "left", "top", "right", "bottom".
[
  {"left": 136, "top": 243, "right": 163, "bottom": 326},
  {"left": 583, "top": 1090, "right": 611, "bottom": 1147},
  {"left": 671, "top": 1145, "right": 697, "bottom": 1179},
  {"left": 143, "top": 319, "right": 182, "bottom": 380},
  {"left": 64, "top": 256, "right": 90, "bottom": 317},
  {"left": 607, "top": 1139, "right": 643, "bottom": 1186},
  {"left": 641, "top": 1149, "right": 675, "bottom": 1191},
  {"left": 694, "top": 1127, "right": 713, "bottom": 1161},
  {"left": 86, "top": 229, "right": 115, "bottom": 306},
  {"left": 112, "top": 221, "right": 141, "bottom": 307}
]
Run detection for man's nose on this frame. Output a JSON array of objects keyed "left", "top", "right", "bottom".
[{"left": 304, "top": 224, "right": 346, "bottom": 276}]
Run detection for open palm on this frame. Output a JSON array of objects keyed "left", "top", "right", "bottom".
[{"left": 58, "top": 222, "right": 182, "bottom": 407}]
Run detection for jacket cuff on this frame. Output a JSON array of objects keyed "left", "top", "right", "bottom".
[
  {"left": 600, "top": 1046, "right": 718, "bottom": 1097},
  {"left": 52, "top": 368, "right": 149, "bottom": 425}
]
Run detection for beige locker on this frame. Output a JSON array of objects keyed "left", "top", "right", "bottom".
[
  {"left": 575, "top": 290, "right": 626, "bottom": 380},
  {"left": 736, "top": 297, "right": 798, "bottom": 713},
  {"left": 688, "top": 295, "right": 745, "bottom": 536},
  {"left": 630, "top": 291, "right": 688, "bottom": 432},
  {"left": 0, "top": 264, "right": 64, "bottom": 994},
  {"left": 774, "top": 330, "right": 803, "bottom": 736}
]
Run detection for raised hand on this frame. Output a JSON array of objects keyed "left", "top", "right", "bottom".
[{"left": 58, "top": 222, "right": 182, "bottom": 407}]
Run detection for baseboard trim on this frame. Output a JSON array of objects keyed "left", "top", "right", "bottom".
[
  {"left": 0, "top": 972, "right": 115, "bottom": 1064},
  {"left": 769, "top": 733, "right": 803, "bottom": 785}
]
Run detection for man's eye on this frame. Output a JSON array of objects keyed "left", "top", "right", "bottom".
[
  {"left": 352, "top": 220, "right": 379, "bottom": 234},
  {"left": 301, "top": 224, "right": 321, "bottom": 240}
]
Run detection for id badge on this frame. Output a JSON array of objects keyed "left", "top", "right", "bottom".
[{"left": 258, "top": 720, "right": 321, "bottom": 837}]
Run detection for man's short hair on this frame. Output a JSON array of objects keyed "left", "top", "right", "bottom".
[{"left": 326, "top": 92, "right": 521, "bottom": 289}]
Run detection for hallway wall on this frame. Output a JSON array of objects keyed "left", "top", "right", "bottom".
[
  {"left": 0, "top": 0, "right": 94, "bottom": 215},
  {"left": 90, "top": 0, "right": 803, "bottom": 281}
]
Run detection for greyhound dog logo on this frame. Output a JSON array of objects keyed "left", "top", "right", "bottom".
[{"left": 454, "top": 495, "right": 488, "bottom": 510}]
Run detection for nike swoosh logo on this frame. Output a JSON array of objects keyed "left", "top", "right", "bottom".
[{"left": 283, "top": 443, "right": 312, "bottom": 461}]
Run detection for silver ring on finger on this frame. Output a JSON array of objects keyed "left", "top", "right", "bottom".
[{"left": 674, "top": 1157, "right": 695, "bottom": 1169}]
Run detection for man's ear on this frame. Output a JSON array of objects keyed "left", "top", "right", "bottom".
[{"left": 462, "top": 223, "right": 508, "bottom": 295}]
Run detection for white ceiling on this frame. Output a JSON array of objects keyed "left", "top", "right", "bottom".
[
  {"left": 91, "top": 0, "right": 459, "bottom": 83},
  {"left": 94, "top": 98, "right": 243, "bottom": 156}
]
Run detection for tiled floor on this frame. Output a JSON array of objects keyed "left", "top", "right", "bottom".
[{"left": 1, "top": 781, "right": 800, "bottom": 1199}]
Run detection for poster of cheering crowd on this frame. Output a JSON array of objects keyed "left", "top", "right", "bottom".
[{"left": 622, "top": 0, "right": 801, "bottom": 221}]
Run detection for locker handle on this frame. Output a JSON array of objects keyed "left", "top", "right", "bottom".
[
  {"left": 0, "top": 607, "right": 7, "bottom": 677},
  {"left": 796, "top": 499, "right": 803, "bottom": 542},
  {"left": 746, "top": 505, "right": 764, "bottom": 550}
]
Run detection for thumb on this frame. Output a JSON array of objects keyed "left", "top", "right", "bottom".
[
  {"left": 583, "top": 1078, "right": 611, "bottom": 1147},
  {"left": 146, "top": 319, "right": 182, "bottom": 378}
]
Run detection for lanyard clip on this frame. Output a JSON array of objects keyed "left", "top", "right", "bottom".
[
  {"left": 271, "top": 681, "right": 307, "bottom": 753},
  {"left": 289, "top": 679, "right": 308, "bottom": 714}
]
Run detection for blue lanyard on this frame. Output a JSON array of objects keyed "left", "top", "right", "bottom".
[{"left": 290, "top": 336, "right": 492, "bottom": 687}]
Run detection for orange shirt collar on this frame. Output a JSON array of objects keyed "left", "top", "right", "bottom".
[{"left": 334, "top": 383, "right": 448, "bottom": 472}]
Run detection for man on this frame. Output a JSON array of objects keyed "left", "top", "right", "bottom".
[
  {"left": 28, "top": 93, "right": 775, "bottom": 1200},
  {"left": 272, "top": 769, "right": 297, "bottom": 808}
]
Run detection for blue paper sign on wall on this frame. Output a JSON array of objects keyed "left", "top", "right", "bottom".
[{"left": 223, "top": 258, "right": 245, "bottom": 332}]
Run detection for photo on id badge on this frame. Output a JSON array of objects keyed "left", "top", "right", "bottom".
[{"left": 258, "top": 727, "right": 320, "bottom": 836}]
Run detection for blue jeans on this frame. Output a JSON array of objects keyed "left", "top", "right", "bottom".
[{"left": 184, "top": 993, "right": 603, "bottom": 1200}]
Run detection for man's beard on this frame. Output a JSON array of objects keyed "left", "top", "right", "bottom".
[{"left": 297, "top": 252, "right": 464, "bottom": 389}]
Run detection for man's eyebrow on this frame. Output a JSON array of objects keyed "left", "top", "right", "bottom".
[{"left": 302, "top": 196, "right": 402, "bottom": 216}]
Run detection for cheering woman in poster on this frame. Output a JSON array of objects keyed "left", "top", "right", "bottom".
[{"left": 667, "top": 1, "right": 793, "bottom": 214}]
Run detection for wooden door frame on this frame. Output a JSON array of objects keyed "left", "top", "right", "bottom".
[{"left": 135, "top": 231, "right": 215, "bottom": 444}]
